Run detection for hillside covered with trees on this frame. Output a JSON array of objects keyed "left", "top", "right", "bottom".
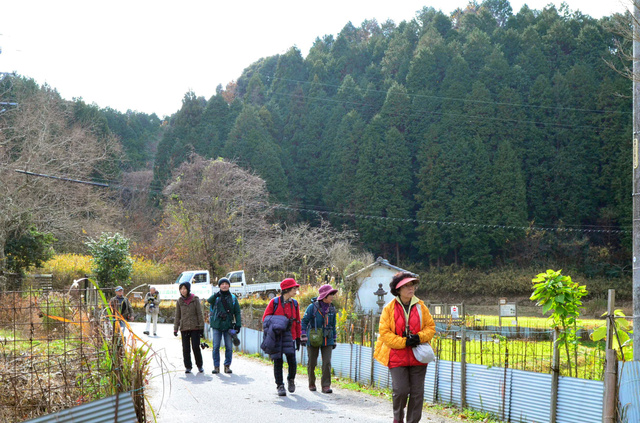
[
  {"left": 1, "top": 1, "right": 634, "bottom": 299},
  {"left": 151, "top": 1, "right": 632, "bottom": 276}
]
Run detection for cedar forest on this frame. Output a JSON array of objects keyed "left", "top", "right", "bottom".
[{"left": 0, "top": 1, "right": 634, "bottom": 299}]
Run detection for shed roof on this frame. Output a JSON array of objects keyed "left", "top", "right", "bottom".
[{"left": 345, "top": 256, "right": 417, "bottom": 280}]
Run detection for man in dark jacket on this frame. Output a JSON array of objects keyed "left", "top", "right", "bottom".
[
  {"left": 110, "top": 286, "right": 133, "bottom": 334},
  {"left": 207, "top": 278, "right": 242, "bottom": 374}
]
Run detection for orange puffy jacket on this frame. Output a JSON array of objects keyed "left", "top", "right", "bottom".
[{"left": 374, "top": 297, "right": 436, "bottom": 368}]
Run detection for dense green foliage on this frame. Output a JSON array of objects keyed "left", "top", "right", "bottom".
[
  {"left": 5, "top": 226, "right": 56, "bottom": 274},
  {"left": 150, "top": 2, "right": 632, "bottom": 272},
  {"left": 85, "top": 233, "right": 134, "bottom": 289}
]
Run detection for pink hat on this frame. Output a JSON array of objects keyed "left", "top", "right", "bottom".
[
  {"left": 317, "top": 284, "right": 338, "bottom": 301},
  {"left": 280, "top": 278, "right": 300, "bottom": 291},
  {"left": 396, "top": 277, "right": 418, "bottom": 289}
]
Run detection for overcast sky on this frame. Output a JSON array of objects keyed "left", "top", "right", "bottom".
[{"left": 0, "top": 0, "right": 630, "bottom": 117}]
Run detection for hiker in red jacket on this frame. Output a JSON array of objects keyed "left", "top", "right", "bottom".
[{"left": 262, "top": 278, "right": 302, "bottom": 396}]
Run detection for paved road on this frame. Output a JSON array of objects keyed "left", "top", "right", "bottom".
[{"left": 132, "top": 322, "right": 460, "bottom": 423}]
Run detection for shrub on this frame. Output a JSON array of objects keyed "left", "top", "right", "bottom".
[{"left": 85, "top": 233, "right": 133, "bottom": 289}]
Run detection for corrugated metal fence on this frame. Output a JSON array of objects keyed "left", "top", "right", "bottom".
[
  {"left": 23, "top": 391, "right": 137, "bottom": 423},
  {"left": 237, "top": 327, "right": 603, "bottom": 423}
]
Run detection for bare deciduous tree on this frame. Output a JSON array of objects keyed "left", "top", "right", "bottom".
[
  {"left": 163, "top": 154, "right": 271, "bottom": 276},
  {"left": 0, "top": 79, "right": 122, "bottom": 283}
]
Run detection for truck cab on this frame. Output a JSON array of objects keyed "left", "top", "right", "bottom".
[
  {"left": 174, "top": 270, "right": 210, "bottom": 285},
  {"left": 225, "top": 270, "right": 246, "bottom": 286}
]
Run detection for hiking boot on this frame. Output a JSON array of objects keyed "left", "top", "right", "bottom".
[
  {"left": 277, "top": 385, "right": 286, "bottom": 396},
  {"left": 309, "top": 385, "right": 317, "bottom": 391},
  {"left": 287, "top": 379, "right": 295, "bottom": 393},
  {"left": 322, "top": 387, "right": 333, "bottom": 394},
  {"left": 224, "top": 365, "right": 232, "bottom": 374},
  {"left": 185, "top": 368, "right": 192, "bottom": 374},
  {"left": 198, "top": 367, "right": 204, "bottom": 373},
  {"left": 143, "top": 331, "right": 149, "bottom": 335},
  {"left": 212, "top": 367, "right": 220, "bottom": 374}
]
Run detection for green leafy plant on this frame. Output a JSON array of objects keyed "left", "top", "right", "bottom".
[
  {"left": 5, "top": 226, "right": 56, "bottom": 274},
  {"left": 85, "top": 233, "right": 133, "bottom": 289},
  {"left": 590, "top": 309, "right": 633, "bottom": 361},
  {"left": 530, "top": 269, "right": 588, "bottom": 378}
]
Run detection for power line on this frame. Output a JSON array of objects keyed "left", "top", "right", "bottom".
[
  {"left": 15, "top": 169, "right": 631, "bottom": 235},
  {"left": 266, "top": 75, "right": 632, "bottom": 116}
]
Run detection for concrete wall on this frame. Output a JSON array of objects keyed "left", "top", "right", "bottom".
[{"left": 355, "top": 266, "right": 396, "bottom": 312}]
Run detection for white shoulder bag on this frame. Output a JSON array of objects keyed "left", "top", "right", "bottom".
[{"left": 410, "top": 303, "right": 436, "bottom": 364}]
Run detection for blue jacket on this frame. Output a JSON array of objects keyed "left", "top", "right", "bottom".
[
  {"left": 301, "top": 298, "right": 337, "bottom": 347},
  {"left": 261, "top": 314, "right": 295, "bottom": 359}
]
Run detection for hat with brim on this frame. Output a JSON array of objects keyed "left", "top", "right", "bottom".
[
  {"left": 115, "top": 286, "right": 124, "bottom": 292},
  {"left": 396, "top": 277, "right": 418, "bottom": 289},
  {"left": 280, "top": 278, "right": 300, "bottom": 291},
  {"left": 317, "top": 284, "right": 338, "bottom": 301}
]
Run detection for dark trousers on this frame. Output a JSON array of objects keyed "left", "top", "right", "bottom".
[
  {"left": 389, "top": 365, "right": 427, "bottom": 423},
  {"left": 181, "top": 330, "right": 203, "bottom": 370},
  {"left": 273, "top": 352, "right": 296, "bottom": 386},
  {"left": 307, "top": 345, "right": 333, "bottom": 388}
]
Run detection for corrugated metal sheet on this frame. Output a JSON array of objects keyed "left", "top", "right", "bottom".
[
  {"left": 465, "top": 363, "right": 510, "bottom": 418},
  {"left": 510, "top": 369, "right": 551, "bottom": 423},
  {"left": 240, "top": 327, "right": 606, "bottom": 423},
  {"left": 557, "top": 376, "right": 602, "bottom": 423},
  {"left": 619, "top": 361, "right": 640, "bottom": 423},
  {"left": 423, "top": 362, "right": 437, "bottom": 403},
  {"left": 436, "top": 360, "right": 462, "bottom": 406},
  {"left": 24, "top": 391, "right": 137, "bottom": 423}
]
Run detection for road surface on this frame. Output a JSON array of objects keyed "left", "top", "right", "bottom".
[{"left": 131, "top": 322, "right": 461, "bottom": 422}]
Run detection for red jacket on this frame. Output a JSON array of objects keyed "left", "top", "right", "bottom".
[
  {"left": 374, "top": 297, "right": 436, "bottom": 369},
  {"left": 262, "top": 296, "right": 301, "bottom": 340}
]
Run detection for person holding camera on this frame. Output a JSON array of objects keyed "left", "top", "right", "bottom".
[
  {"left": 174, "top": 281, "right": 205, "bottom": 374},
  {"left": 301, "top": 284, "right": 338, "bottom": 393},
  {"left": 143, "top": 286, "right": 160, "bottom": 336},
  {"left": 206, "top": 277, "right": 242, "bottom": 374},
  {"left": 374, "top": 272, "right": 436, "bottom": 423},
  {"left": 261, "top": 278, "right": 302, "bottom": 396}
]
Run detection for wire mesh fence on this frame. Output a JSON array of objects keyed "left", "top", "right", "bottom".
[
  {"left": 0, "top": 288, "right": 147, "bottom": 422},
  {"left": 240, "top": 306, "right": 613, "bottom": 382}
]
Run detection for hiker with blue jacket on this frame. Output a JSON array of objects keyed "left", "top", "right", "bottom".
[
  {"left": 261, "top": 278, "right": 302, "bottom": 396},
  {"left": 206, "top": 277, "right": 242, "bottom": 374},
  {"left": 301, "top": 284, "right": 338, "bottom": 394}
]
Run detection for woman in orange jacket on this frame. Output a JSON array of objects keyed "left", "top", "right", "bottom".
[{"left": 374, "top": 272, "right": 436, "bottom": 423}]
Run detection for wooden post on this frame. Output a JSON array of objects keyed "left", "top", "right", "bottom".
[
  {"left": 606, "top": 289, "right": 615, "bottom": 350},
  {"left": 370, "top": 311, "right": 376, "bottom": 386},
  {"left": 550, "top": 329, "right": 560, "bottom": 423},
  {"left": 603, "top": 349, "right": 618, "bottom": 423},
  {"left": 461, "top": 326, "right": 467, "bottom": 408},
  {"left": 603, "top": 289, "right": 617, "bottom": 423}
]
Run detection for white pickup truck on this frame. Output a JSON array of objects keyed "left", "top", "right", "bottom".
[
  {"left": 225, "top": 270, "right": 281, "bottom": 299},
  {"left": 150, "top": 269, "right": 281, "bottom": 301}
]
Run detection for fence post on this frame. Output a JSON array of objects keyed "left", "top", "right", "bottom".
[
  {"left": 603, "top": 289, "right": 617, "bottom": 423},
  {"left": 550, "top": 329, "right": 559, "bottom": 423},
  {"left": 603, "top": 349, "right": 618, "bottom": 423},
  {"left": 461, "top": 326, "right": 467, "bottom": 409},
  {"left": 370, "top": 311, "right": 376, "bottom": 386}
]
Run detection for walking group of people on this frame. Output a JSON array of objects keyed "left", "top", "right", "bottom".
[{"left": 154, "top": 270, "right": 436, "bottom": 423}]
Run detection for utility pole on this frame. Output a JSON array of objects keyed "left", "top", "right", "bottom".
[{"left": 634, "top": 0, "right": 640, "bottom": 361}]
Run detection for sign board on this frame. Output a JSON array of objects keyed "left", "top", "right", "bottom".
[
  {"left": 498, "top": 299, "right": 518, "bottom": 326},
  {"left": 434, "top": 305, "right": 443, "bottom": 315},
  {"left": 451, "top": 305, "right": 459, "bottom": 319},
  {"left": 500, "top": 303, "right": 517, "bottom": 317}
]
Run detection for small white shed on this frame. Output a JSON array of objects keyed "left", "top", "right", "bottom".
[{"left": 346, "top": 257, "right": 418, "bottom": 312}]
